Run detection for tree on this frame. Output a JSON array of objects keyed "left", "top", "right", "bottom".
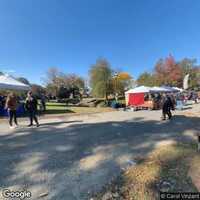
[
  {"left": 178, "top": 58, "right": 195, "bottom": 75},
  {"left": 63, "top": 74, "right": 85, "bottom": 90},
  {"left": 190, "top": 67, "right": 200, "bottom": 90},
  {"left": 154, "top": 55, "right": 182, "bottom": 87},
  {"left": 17, "top": 77, "right": 30, "bottom": 85},
  {"left": 45, "top": 67, "right": 85, "bottom": 99},
  {"left": 151, "top": 55, "right": 200, "bottom": 89},
  {"left": 177, "top": 58, "right": 200, "bottom": 89},
  {"left": 61, "top": 74, "right": 85, "bottom": 98},
  {"left": 45, "top": 67, "right": 64, "bottom": 97},
  {"left": 89, "top": 58, "right": 112, "bottom": 99},
  {"left": 31, "top": 84, "right": 46, "bottom": 97},
  {"left": 137, "top": 72, "right": 156, "bottom": 86},
  {"left": 113, "top": 72, "right": 133, "bottom": 95},
  {"left": 45, "top": 67, "right": 60, "bottom": 84}
]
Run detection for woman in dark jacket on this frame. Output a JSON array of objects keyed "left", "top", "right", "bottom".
[{"left": 25, "top": 91, "right": 40, "bottom": 127}]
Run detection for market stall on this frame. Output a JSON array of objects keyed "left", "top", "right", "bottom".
[
  {"left": 150, "top": 86, "right": 172, "bottom": 93},
  {"left": 125, "top": 86, "right": 153, "bottom": 110},
  {"left": 0, "top": 74, "right": 30, "bottom": 91},
  {"left": 0, "top": 74, "right": 30, "bottom": 116},
  {"left": 172, "top": 87, "right": 183, "bottom": 92},
  {"left": 125, "top": 86, "right": 181, "bottom": 110}
]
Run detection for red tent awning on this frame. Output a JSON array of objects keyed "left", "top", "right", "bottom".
[{"left": 128, "top": 93, "right": 144, "bottom": 106}]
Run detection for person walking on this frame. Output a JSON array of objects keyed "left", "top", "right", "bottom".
[
  {"left": 5, "top": 92, "right": 18, "bottom": 128},
  {"left": 25, "top": 91, "right": 40, "bottom": 127},
  {"left": 40, "top": 94, "right": 46, "bottom": 112},
  {"left": 161, "top": 94, "right": 174, "bottom": 120}
]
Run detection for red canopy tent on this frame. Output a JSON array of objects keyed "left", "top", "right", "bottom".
[
  {"left": 128, "top": 93, "right": 144, "bottom": 106},
  {"left": 125, "top": 86, "right": 151, "bottom": 106}
]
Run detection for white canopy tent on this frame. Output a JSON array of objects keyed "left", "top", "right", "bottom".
[
  {"left": 125, "top": 85, "right": 183, "bottom": 106},
  {"left": 172, "top": 87, "right": 184, "bottom": 92},
  {"left": 125, "top": 86, "right": 151, "bottom": 94},
  {"left": 0, "top": 75, "right": 30, "bottom": 91},
  {"left": 161, "top": 86, "right": 183, "bottom": 92},
  {"left": 126, "top": 86, "right": 183, "bottom": 94},
  {"left": 125, "top": 86, "right": 152, "bottom": 106},
  {"left": 150, "top": 86, "right": 172, "bottom": 92}
]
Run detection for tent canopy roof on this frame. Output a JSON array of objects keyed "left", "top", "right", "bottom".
[
  {"left": 126, "top": 86, "right": 184, "bottom": 94},
  {"left": 150, "top": 86, "right": 172, "bottom": 92},
  {"left": 0, "top": 74, "right": 30, "bottom": 91},
  {"left": 125, "top": 86, "right": 151, "bottom": 94},
  {"left": 171, "top": 87, "right": 183, "bottom": 92}
]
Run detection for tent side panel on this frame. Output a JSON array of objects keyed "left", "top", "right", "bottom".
[{"left": 128, "top": 93, "right": 144, "bottom": 106}]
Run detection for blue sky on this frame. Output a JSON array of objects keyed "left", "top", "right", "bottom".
[{"left": 0, "top": 0, "right": 200, "bottom": 84}]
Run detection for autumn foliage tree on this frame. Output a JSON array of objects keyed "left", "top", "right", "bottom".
[
  {"left": 137, "top": 55, "right": 200, "bottom": 89},
  {"left": 177, "top": 58, "right": 200, "bottom": 89},
  {"left": 89, "top": 58, "right": 134, "bottom": 99},
  {"left": 155, "top": 55, "right": 182, "bottom": 87},
  {"left": 137, "top": 72, "right": 156, "bottom": 86},
  {"left": 113, "top": 72, "right": 133, "bottom": 95}
]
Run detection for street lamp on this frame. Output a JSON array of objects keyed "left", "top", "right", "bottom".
[{"left": 113, "top": 72, "right": 118, "bottom": 102}]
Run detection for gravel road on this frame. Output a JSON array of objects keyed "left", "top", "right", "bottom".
[{"left": 0, "top": 104, "right": 199, "bottom": 200}]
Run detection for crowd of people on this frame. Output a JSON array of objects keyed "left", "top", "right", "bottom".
[
  {"left": 1, "top": 91, "right": 43, "bottom": 129},
  {"left": 144, "top": 91, "right": 199, "bottom": 120},
  {"left": 1, "top": 89, "right": 200, "bottom": 128}
]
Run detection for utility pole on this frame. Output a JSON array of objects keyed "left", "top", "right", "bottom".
[{"left": 113, "top": 72, "right": 118, "bottom": 102}]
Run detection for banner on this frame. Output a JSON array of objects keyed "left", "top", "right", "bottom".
[{"left": 183, "top": 74, "right": 189, "bottom": 90}]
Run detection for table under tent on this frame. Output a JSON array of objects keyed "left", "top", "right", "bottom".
[
  {"left": 125, "top": 86, "right": 181, "bottom": 111},
  {"left": 0, "top": 74, "right": 30, "bottom": 116}
]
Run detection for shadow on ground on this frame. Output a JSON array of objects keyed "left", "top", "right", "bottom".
[
  {"left": 0, "top": 114, "right": 199, "bottom": 199},
  {"left": 41, "top": 120, "right": 83, "bottom": 126}
]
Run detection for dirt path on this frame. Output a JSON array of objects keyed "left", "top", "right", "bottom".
[{"left": 0, "top": 105, "right": 199, "bottom": 200}]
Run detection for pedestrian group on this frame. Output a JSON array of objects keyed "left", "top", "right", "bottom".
[{"left": 5, "top": 91, "right": 40, "bottom": 129}]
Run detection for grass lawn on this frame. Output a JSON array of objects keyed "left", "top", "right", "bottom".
[
  {"left": 45, "top": 102, "right": 72, "bottom": 114},
  {"left": 93, "top": 143, "right": 200, "bottom": 200},
  {"left": 0, "top": 101, "right": 115, "bottom": 119},
  {"left": 45, "top": 102, "right": 114, "bottom": 115}
]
